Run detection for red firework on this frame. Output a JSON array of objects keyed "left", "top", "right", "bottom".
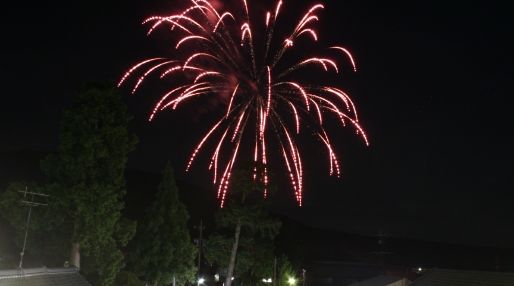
[{"left": 119, "top": 0, "right": 368, "bottom": 207}]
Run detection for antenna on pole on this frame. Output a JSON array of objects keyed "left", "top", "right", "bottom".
[{"left": 18, "top": 187, "right": 49, "bottom": 270}]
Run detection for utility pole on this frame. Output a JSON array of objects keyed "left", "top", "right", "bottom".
[
  {"left": 273, "top": 257, "right": 277, "bottom": 286},
  {"left": 302, "top": 269, "right": 306, "bottom": 286},
  {"left": 18, "top": 187, "right": 49, "bottom": 270},
  {"left": 194, "top": 220, "right": 205, "bottom": 286},
  {"left": 372, "top": 230, "right": 394, "bottom": 275}
]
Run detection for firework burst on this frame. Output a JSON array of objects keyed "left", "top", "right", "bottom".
[{"left": 119, "top": 0, "right": 368, "bottom": 207}]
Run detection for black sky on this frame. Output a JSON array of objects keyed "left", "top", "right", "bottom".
[{"left": 1, "top": 0, "right": 513, "bottom": 248}]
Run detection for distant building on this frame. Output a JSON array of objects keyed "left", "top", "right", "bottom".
[
  {"left": 0, "top": 267, "right": 90, "bottom": 286},
  {"left": 411, "top": 268, "right": 514, "bottom": 285},
  {"left": 305, "top": 261, "right": 416, "bottom": 285},
  {"left": 306, "top": 261, "right": 382, "bottom": 285},
  {"left": 347, "top": 275, "right": 411, "bottom": 286}
]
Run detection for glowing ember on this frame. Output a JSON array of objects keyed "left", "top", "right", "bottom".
[{"left": 120, "top": 0, "right": 368, "bottom": 207}]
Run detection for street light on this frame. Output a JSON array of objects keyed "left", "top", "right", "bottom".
[
  {"left": 288, "top": 278, "right": 296, "bottom": 285},
  {"left": 198, "top": 278, "right": 205, "bottom": 284}
]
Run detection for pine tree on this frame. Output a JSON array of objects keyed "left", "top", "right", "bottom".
[
  {"left": 40, "top": 81, "right": 138, "bottom": 285},
  {"left": 276, "top": 255, "right": 295, "bottom": 286},
  {"left": 131, "top": 165, "right": 197, "bottom": 286}
]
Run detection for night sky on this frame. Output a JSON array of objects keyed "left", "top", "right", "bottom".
[{"left": 2, "top": 0, "right": 513, "bottom": 248}]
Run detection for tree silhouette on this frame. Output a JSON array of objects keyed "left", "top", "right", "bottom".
[
  {"left": 41, "top": 81, "right": 137, "bottom": 285},
  {"left": 131, "top": 165, "right": 197, "bottom": 286}
]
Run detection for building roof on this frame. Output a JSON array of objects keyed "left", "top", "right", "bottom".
[
  {"left": 411, "top": 268, "right": 514, "bottom": 286},
  {"left": 348, "top": 275, "right": 410, "bottom": 286},
  {"left": 0, "top": 267, "right": 91, "bottom": 286}
]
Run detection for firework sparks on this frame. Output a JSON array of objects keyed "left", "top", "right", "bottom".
[{"left": 120, "top": 0, "right": 368, "bottom": 207}]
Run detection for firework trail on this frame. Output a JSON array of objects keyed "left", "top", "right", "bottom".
[{"left": 119, "top": 0, "right": 368, "bottom": 207}]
